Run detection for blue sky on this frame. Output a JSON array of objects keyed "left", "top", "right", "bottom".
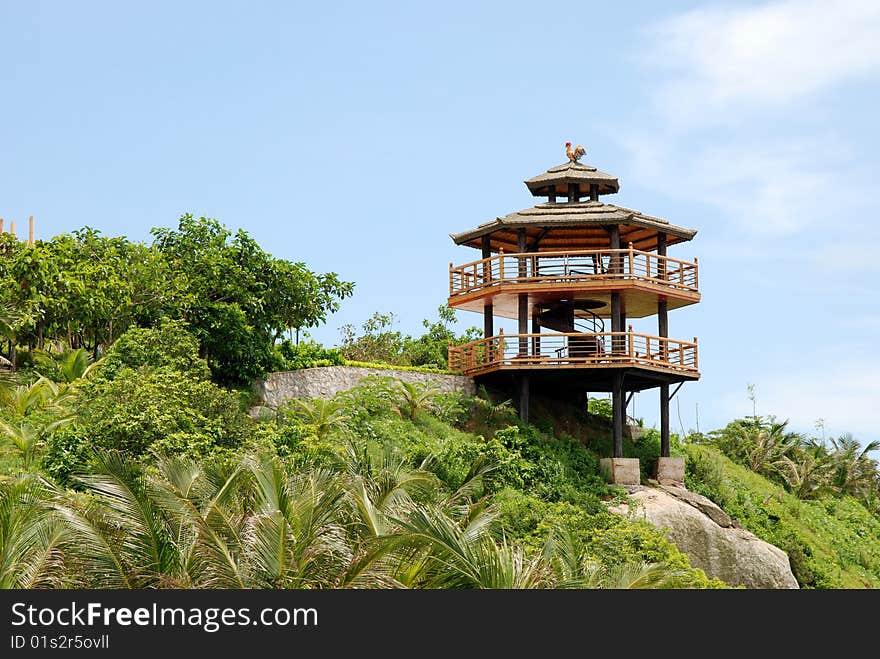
[{"left": 2, "top": 1, "right": 879, "bottom": 440}]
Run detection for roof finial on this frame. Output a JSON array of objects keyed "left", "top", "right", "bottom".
[{"left": 565, "top": 141, "right": 586, "bottom": 163}]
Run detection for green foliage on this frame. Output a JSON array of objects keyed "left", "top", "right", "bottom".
[
  {"left": 69, "top": 367, "right": 251, "bottom": 461},
  {"left": 587, "top": 396, "right": 613, "bottom": 420},
  {"left": 152, "top": 215, "right": 353, "bottom": 385},
  {"left": 274, "top": 339, "right": 344, "bottom": 370},
  {"left": 99, "top": 320, "right": 210, "bottom": 381},
  {"left": 685, "top": 444, "right": 880, "bottom": 588},
  {"left": 339, "top": 307, "right": 480, "bottom": 370},
  {"left": 0, "top": 217, "right": 353, "bottom": 387}
]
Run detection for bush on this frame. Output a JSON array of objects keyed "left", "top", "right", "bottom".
[
  {"left": 62, "top": 366, "right": 252, "bottom": 462},
  {"left": 274, "top": 339, "right": 344, "bottom": 370},
  {"left": 99, "top": 320, "right": 210, "bottom": 381}
]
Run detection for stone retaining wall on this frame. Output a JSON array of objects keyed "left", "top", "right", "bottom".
[{"left": 254, "top": 366, "right": 476, "bottom": 408}]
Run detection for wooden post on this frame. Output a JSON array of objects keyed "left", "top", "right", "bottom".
[
  {"left": 531, "top": 311, "right": 540, "bottom": 356},
  {"left": 590, "top": 183, "right": 599, "bottom": 202},
  {"left": 9, "top": 220, "right": 15, "bottom": 237},
  {"left": 568, "top": 183, "right": 578, "bottom": 203},
  {"left": 660, "top": 384, "right": 670, "bottom": 458},
  {"left": 519, "top": 373, "right": 530, "bottom": 424},
  {"left": 0, "top": 218, "right": 4, "bottom": 233},
  {"left": 628, "top": 241, "right": 634, "bottom": 276},
  {"left": 481, "top": 236, "right": 493, "bottom": 339},
  {"left": 612, "top": 372, "right": 624, "bottom": 458},
  {"left": 28, "top": 216, "right": 34, "bottom": 246},
  {"left": 517, "top": 229, "right": 528, "bottom": 356},
  {"left": 657, "top": 232, "right": 667, "bottom": 281},
  {"left": 609, "top": 225, "right": 622, "bottom": 355},
  {"left": 548, "top": 186, "right": 557, "bottom": 204}
]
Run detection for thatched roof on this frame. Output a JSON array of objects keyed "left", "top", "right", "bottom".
[
  {"left": 450, "top": 201, "right": 696, "bottom": 252},
  {"left": 524, "top": 161, "right": 619, "bottom": 197}
]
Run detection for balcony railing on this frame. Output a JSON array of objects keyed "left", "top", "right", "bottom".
[
  {"left": 449, "top": 247, "right": 698, "bottom": 298},
  {"left": 448, "top": 330, "right": 698, "bottom": 377}
]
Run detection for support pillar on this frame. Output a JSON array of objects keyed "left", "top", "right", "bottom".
[
  {"left": 517, "top": 228, "right": 528, "bottom": 356},
  {"left": 519, "top": 374, "right": 530, "bottom": 424},
  {"left": 531, "top": 312, "right": 540, "bottom": 356},
  {"left": 657, "top": 233, "right": 670, "bottom": 458},
  {"left": 612, "top": 372, "right": 624, "bottom": 458},
  {"left": 482, "top": 235, "right": 493, "bottom": 338},
  {"left": 660, "top": 384, "right": 670, "bottom": 458}
]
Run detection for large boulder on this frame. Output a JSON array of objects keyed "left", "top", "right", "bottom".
[{"left": 609, "top": 485, "right": 799, "bottom": 589}]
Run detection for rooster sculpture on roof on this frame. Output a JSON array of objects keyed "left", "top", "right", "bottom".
[{"left": 565, "top": 142, "right": 586, "bottom": 163}]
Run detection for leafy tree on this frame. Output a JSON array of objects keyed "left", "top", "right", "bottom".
[{"left": 152, "top": 215, "right": 353, "bottom": 384}]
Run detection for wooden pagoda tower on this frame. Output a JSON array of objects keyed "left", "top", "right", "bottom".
[{"left": 446, "top": 146, "right": 700, "bottom": 483}]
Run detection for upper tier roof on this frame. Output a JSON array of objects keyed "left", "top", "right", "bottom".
[
  {"left": 524, "top": 161, "right": 619, "bottom": 197},
  {"left": 450, "top": 200, "right": 697, "bottom": 252}
]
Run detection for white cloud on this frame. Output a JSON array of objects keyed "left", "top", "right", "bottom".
[
  {"left": 620, "top": 132, "right": 851, "bottom": 235},
  {"left": 646, "top": 0, "right": 880, "bottom": 125}
]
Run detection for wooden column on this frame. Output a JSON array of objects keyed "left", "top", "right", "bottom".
[
  {"left": 519, "top": 374, "right": 530, "bottom": 424},
  {"left": 482, "top": 236, "right": 493, "bottom": 339},
  {"left": 548, "top": 186, "right": 556, "bottom": 204},
  {"left": 28, "top": 216, "right": 34, "bottom": 246},
  {"left": 590, "top": 183, "right": 599, "bottom": 202},
  {"left": 612, "top": 372, "right": 624, "bottom": 458},
  {"left": 531, "top": 312, "right": 540, "bottom": 357},
  {"left": 568, "top": 183, "right": 578, "bottom": 203},
  {"left": 608, "top": 224, "right": 624, "bottom": 457},
  {"left": 517, "top": 228, "right": 528, "bottom": 356},
  {"left": 660, "top": 384, "right": 670, "bottom": 458},
  {"left": 609, "top": 225, "right": 622, "bottom": 340},
  {"left": 658, "top": 232, "right": 669, "bottom": 456}
]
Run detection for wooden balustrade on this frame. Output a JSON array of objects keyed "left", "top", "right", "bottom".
[
  {"left": 448, "top": 330, "right": 698, "bottom": 376},
  {"left": 448, "top": 248, "right": 698, "bottom": 297}
]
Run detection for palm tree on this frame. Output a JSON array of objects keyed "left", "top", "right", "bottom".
[
  {"left": 0, "top": 417, "right": 73, "bottom": 470},
  {"left": 738, "top": 419, "right": 800, "bottom": 476},
  {"left": 53, "top": 451, "right": 188, "bottom": 588},
  {"left": 289, "top": 397, "right": 350, "bottom": 439},
  {"left": 829, "top": 434, "right": 880, "bottom": 498},
  {"left": 394, "top": 380, "right": 441, "bottom": 420},
  {"left": 776, "top": 450, "right": 835, "bottom": 500},
  {"left": 542, "top": 525, "right": 684, "bottom": 589},
  {"left": 0, "top": 475, "right": 68, "bottom": 589},
  {"left": 34, "top": 347, "right": 103, "bottom": 384}
]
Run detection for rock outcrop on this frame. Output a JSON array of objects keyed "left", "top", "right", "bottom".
[{"left": 609, "top": 485, "right": 799, "bottom": 589}]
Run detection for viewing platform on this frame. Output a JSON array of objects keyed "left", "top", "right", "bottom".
[
  {"left": 448, "top": 247, "right": 698, "bottom": 318},
  {"left": 448, "top": 329, "right": 698, "bottom": 381}
]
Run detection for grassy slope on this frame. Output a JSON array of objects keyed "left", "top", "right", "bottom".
[{"left": 685, "top": 444, "right": 880, "bottom": 588}]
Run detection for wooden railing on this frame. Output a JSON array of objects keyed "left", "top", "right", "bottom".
[
  {"left": 448, "top": 329, "right": 698, "bottom": 376},
  {"left": 449, "top": 247, "right": 698, "bottom": 297}
]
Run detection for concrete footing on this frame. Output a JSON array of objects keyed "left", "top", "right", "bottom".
[
  {"left": 599, "top": 458, "right": 641, "bottom": 485},
  {"left": 654, "top": 457, "right": 686, "bottom": 485}
]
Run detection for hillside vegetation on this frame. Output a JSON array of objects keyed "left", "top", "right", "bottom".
[
  {"left": 686, "top": 444, "right": 880, "bottom": 588},
  {"left": 2, "top": 221, "right": 878, "bottom": 589}
]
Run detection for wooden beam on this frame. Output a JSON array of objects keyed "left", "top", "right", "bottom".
[{"left": 529, "top": 227, "right": 550, "bottom": 251}]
